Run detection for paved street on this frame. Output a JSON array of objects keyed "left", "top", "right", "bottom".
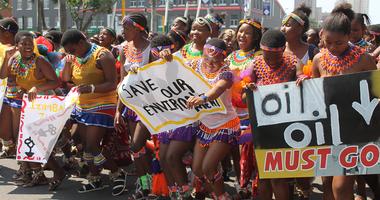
[{"left": 0, "top": 158, "right": 375, "bottom": 200}]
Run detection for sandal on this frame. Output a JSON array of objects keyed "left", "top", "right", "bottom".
[
  {"left": 0, "top": 146, "right": 16, "bottom": 159},
  {"left": 48, "top": 174, "right": 67, "bottom": 191},
  {"left": 111, "top": 170, "right": 128, "bottom": 196},
  {"left": 78, "top": 178, "right": 107, "bottom": 193},
  {"left": 23, "top": 170, "right": 48, "bottom": 187}
]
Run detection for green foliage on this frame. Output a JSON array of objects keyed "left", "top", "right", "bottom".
[
  {"left": 66, "top": 0, "right": 116, "bottom": 31},
  {"left": 0, "top": 0, "right": 10, "bottom": 10}
]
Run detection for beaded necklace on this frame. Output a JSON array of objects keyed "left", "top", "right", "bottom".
[
  {"left": 181, "top": 43, "right": 203, "bottom": 60},
  {"left": 77, "top": 43, "right": 98, "bottom": 65},
  {"left": 196, "top": 59, "right": 229, "bottom": 84},
  {"left": 123, "top": 43, "right": 144, "bottom": 63},
  {"left": 11, "top": 53, "right": 36, "bottom": 79},
  {"left": 229, "top": 49, "right": 257, "bottom": 70},
  {"left": 320, "top": 44, "right": 365, "bottom": 74},
  {"left": 253, "top": 55, "right": 297, "bottom": 85}
]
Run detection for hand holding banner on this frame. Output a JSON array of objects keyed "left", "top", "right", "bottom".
[
  {"left": 17, "top": 88, "right": 79, "bottom": 163},
  {"left": 0, "top": 78, "right": 7, "bottom": 112}
]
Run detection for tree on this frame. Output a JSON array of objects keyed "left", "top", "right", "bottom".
[
  {"left": 67, "top": 0, "right": 116, "bottom": 31},
  {"left": 0, "top": 0, "right": 10, "bottom": 10}
]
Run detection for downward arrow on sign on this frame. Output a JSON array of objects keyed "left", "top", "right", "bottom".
[{"left": 352, "top": 80, "right": 379, "bottom": 125}]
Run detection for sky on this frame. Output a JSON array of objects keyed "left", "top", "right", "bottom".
[{"left": 278, "top": 0, "right": 380, "bottom": 24}]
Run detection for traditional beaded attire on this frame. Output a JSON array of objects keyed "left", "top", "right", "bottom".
[
  {"left": 250, "top": 54, "right": 298, "bottom": 85},
  {"left": 6, "top": 53, "right": 55, "bottom": 108},
  {"left": 121, "top": 42, "right": 151, "bottom": 122},
  {"left": 227, "top": 49, "right": 262, "bottom": 144},
  {"left": 180, "top": 43, "right": 203, "bottom": 63},
  {"left": 190, "top": 58, "right": 240, "bottom": 146},
  {"left": 319, "top": 44, "right": 366, "bottom": 75},
  {"left": 70, "top": 44, "right": 116, "bottom": 128}
]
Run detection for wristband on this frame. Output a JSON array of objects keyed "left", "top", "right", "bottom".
[
  {"left": 90, "top": 84, "right": 95, "bottom": 93},
  {"left": 200, "top": 94, "right": 208, "bottom": 103}
]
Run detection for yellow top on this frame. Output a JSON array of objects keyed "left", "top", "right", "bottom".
[
  {"left": 0, "top": 43, "right": 6, "bottom": 70},
  {"left": 11, "top": 55, "right": 46, "bottom": 91},
  {"left": 72, "top": 45, "right": 117, "bottom": 107}
]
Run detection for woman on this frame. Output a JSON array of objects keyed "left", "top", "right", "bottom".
[
  {"left": 187, "top": 38, "right": 240, "bottom": 200},
  {"left": 60, "top": 29, "right": 127, "bottom": 196},
  {"left": 0, "top": 31, "right": 60, "bottom": 188}
]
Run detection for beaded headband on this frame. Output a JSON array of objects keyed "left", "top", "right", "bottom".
[
  {"left": 122, "top": 16, "right": 145, "bottom": 31},
  {"left": 239, "top": 19, "right": 262, "bottom": 30},
  {"left": 174, "top": 17, "right": 189, "bottom": 25},
  {"left": 204, "top": 44, "right": 227, "bottom": 57},
  {"left": 282, "top": 13, "right": 305, "bottom": 26},
  {"left": 370, "top": 30, "right": 380, "bottom": 36},
  {"left": 260, "top": 44, "right": 285, "bottom": 52},
  {"left": 205, "top": 14, "right": 223, "bottom": 29},
  {"left": 103, "top": 27, "right": 116, "bottom": 38},
  {"left": 151, "top": 44, "right": 174, "bottom": 58},
  {"left": 194, "top": 17, "right": 213, "bottom": 34},
  {"left": 171, "top": 29, "right": 187, "bottom": 43}
]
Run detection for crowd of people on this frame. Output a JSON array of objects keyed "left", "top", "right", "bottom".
[{"left": 0, "top": 2, "right": 380, "bottom": 200}]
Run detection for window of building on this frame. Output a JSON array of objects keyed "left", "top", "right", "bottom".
[
  {"left": 54, "top": 2, "right": 59, "bottom": 9},
  {"left": 27, "top": 17, "right": 33, "bottom": 29},
  {"left": 16, "top": 0, "right": 22, "bottom": 10},
  {"left": 17, "top": 18, "right": 23, "bottom": 28},
  {"left": 230, "top": 15, "right": 239, "bottom": 28},
  {"left": 44, "top": 17, "right": 50, "bottom": 28},
  {"left": 130, "top": 0, "right": 137, "bottom": 7},
  {"left": 231, "top": 0, "right": 239, "bottom": 5},
  {"left": 26, "top": 0, "right": 33, "bottom": 10},
  {"left": 44, "top": 0, "right": 49, "bottom": 9},
  {"left": 219, "top": 0, "right": 226, "bottom": 5},
  {"left": 138, "top": 0, "right": 144, "bottom": 7},
  {"left": 177, "top": 0, "right": 185, "bottom": 5}
]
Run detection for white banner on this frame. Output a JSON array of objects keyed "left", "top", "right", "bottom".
[
  {"left": 118, "top": 55, "right": 226, "bottom": 134},
  {"left": 0, "top": 79, "right": 6, "bottom": 112},
  {"left": 16, "top": 88, "right": 79, "bottom": 163}
]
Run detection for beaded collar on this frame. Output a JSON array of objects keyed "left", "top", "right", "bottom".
[
  {"left": 195, "top": 59, "right": 229, "bottom": 84},
  {"left": 229, "top": 49, "right": 257, "bottom": 70},
  {"left": 253, "top": 55, "right": 297, "bottom": 85},
  {"left": 181, "top": 43, "right": 203, "bottom": 60},
  {"left": 123, "top": 43, "right": 144, "bottom": 64},
  {"left": 11, "top": 53, "right": 36, "bottom": 79},
  {"left": 76, "top": 43, "right": 98, "bottom": 65},
  {"left": 320, "top": 44, "right": 365, "bottom": 74},
  {"left": 353, "top": 38, "right": 370, "bottom": 48}
]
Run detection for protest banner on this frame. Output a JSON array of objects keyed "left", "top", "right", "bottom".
[
  {"left": 118, "top": 55, "right": 226, "bottom": 134},
  {"left": 0, "top": 79, "right": 6, "bottom": 112},
  {"left": 246, "top": 70, "right": 380, "bottom": 178},
  {"left": 16, "top": 88, "right": 79, "bottom": 163}
]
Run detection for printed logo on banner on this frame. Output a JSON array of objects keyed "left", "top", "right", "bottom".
[
  {"left": 16, "top": 90, "right": 78, "bottom": 164},
  {"left": 248, "top": 70, "right": 380, "bottom": 178},
  {"left": 0, "top": 79, "right": 7, "bottom": 112},
  {"left": 118, "top": 55, "right": 227, "bottom": 134}
]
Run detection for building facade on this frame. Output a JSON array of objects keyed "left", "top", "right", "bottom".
[
  {"left": 12, "top": 0, "right": 75, "bottom": 30},
  {"left": 12, "top": 0, "right": 284, "bottom": 34}
]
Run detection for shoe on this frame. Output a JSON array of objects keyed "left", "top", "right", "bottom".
[{"left": 78, "top": 179, "right": 106, "bottom": 193}]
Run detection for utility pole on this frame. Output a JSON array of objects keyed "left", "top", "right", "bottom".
[
  {"left": 184, "top": 1, "right": 190, "bottom": 17},
  {"left": 151, "top": 0, "right": 157, "bottom": 33},
  {"left": 164, "top": 0, "right": 170, "bottom": 33},
  {"left": 196, "top": 0, "right": 202, "bottom": 18},
  {"left": 58, "top": 0, "right": 67, "bottom": 32}
]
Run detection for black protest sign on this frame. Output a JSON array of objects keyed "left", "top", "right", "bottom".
[{"left": 246, "top": 70, "right": 380, "bottom": 178}]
